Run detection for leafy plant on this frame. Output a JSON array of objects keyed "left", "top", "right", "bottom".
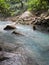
[
  {"left": 0, "top": 0, "right": 26, "bottom": 16},
  {"left": 0, "top": 0, "right": 10, "bottom": 16},
  {"left": 28, "top": 0, "right": 49, "bottom": 11}
]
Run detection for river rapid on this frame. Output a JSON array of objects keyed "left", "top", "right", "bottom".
[{"left": 0, "top": 21, "right": 49, "bottom": 65}]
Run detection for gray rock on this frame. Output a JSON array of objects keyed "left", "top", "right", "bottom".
[
  {"left": 33, "top": 25, "right": 36, "bottom": 30},
  {"left": 4, "top": 25, "right": 16, "bottom": 30}
]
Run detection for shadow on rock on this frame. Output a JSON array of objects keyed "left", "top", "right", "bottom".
[{"left": 0, "top": 57, "right": 9, "bottom": 62}]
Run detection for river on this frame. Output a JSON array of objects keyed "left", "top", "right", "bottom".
[{"left": 0, "top": 21, "right": 49, "bottom": 65}]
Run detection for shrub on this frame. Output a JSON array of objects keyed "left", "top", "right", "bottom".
[
  {"left": 0, "top": 0, "right": 10, "bottom": 16},
  {"left": 28, "top": 0, "right": 49, "bottom": 11}
]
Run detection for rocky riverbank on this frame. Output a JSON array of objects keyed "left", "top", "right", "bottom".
[{"left": 1, "top": 11, "right": 49, "bottom": 32}]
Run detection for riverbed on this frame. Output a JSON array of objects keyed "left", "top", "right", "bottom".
[{"left": 0, "top": 21, "right": 49, "bottom": 65}]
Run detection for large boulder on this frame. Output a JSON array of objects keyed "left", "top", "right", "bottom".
[
  {"left": 4, "top": 25, "right": 16, "bottom": 30},
  {"left": 19, "top": 11, "right": 33, "bottom": 19},
  {"left": 16, "top": 11, "right": 36, "bottom": 25}
]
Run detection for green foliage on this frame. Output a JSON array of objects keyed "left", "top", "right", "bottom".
[
  {"left": 1, "top": 0, "right": 49, "bottom": 16},
  {"left": 28, "top": 0, "right": 49, "bottom": 11},
  {"left": 0, "top": 0, "right": 10, "bottom": 16},
  {"left": 0, "top": 0, "right": 26, "bottom": 16},
  {"left": 0, "top": 0, "right": 49, "bottom": 16}
]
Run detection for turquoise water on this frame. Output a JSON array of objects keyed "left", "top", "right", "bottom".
[{"left": 0, "top": 21, "right": 49, "bottom": 65}]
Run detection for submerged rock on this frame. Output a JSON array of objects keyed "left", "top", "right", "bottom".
[
  {"left": 12, "top": 31, "right": 24, "bottom": 36},
  {"left": 4, "top": 25, "right": 16, "bottom": 30}
]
